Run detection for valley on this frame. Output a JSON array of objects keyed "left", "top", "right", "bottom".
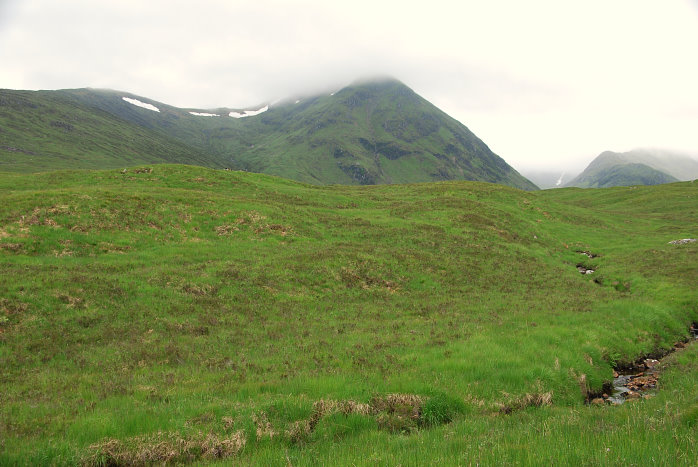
[{"left": 0, "top": 165, "right": 696, "bottom": 464}]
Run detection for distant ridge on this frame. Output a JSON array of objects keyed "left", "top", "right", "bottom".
[
  {"left": 566, "top": 149, "right": 698, "bottom": 188},
  {"left": 0, "top": 79, "right": 537, "bottom": 190}
]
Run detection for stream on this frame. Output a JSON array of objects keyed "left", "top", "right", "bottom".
[{"left": 602, "top": 324, "right": 698, "bottom": 405}]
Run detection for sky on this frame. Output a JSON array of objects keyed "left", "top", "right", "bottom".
[{"left": 1, "top": 0, "right": 698, "bottom": 173}]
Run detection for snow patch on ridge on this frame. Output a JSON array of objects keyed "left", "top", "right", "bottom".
[
  {"left": 122, "top": 97, "right": 160, "bottom": 112},
  {"left": 189, "top": 111, "right": 219, "bottom": 117},
  {"left": 229, "top": 105, "right": 269, "bottom": 118}
]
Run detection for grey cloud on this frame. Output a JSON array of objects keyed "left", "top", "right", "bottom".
[{"left": 1, "top": 0, "right": 697, "bottom": 171}]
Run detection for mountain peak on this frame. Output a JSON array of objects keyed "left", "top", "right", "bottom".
[
  {"left": 0, "top": 81, "right": 537, "bottom": 190},
  {"left": 348, "top": 75, "right": 405, "bottom": 87}
]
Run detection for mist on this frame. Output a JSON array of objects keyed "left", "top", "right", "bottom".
[{"left": 1, "top": 0, "right": 697, "bottom": 172}]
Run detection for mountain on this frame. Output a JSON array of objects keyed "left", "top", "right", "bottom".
[
  {"left": 581, "top": 163, "right": 678, "bottom": 188},
  {"left": 1, "top": 79, "right": 537, "bottom": 190},
  {"left": 566, "top": 149, "right": 698, "bottom": 188},
  {"left": 0, "top": 89, "right": 221, "bottom": 173}
]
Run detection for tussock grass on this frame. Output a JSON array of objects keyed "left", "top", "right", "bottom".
[{"left": 1, "top": 166, "right": 697, "bottom": 464}]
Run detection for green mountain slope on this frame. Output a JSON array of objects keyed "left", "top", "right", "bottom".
[
  {"left": 192, "top": 79, "right": 537, "bottom": 189},
  {"left": 567, "top": 149, "right": 698, "bottom": 188},
  {"left": 0, "top": 89, "right": 221, "bottom": 172},
  {"left": 573, "top": 162, "right": 678, "bottom": 188},
  {"left": 1, "top": 165, "right": 696, "bottom": 464},
  {"left": 2, "top": 80, "right": 537, "bottom": 190}
]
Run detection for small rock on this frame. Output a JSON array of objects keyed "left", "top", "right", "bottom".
[{"left": 668, "top": 238, "right": 696, "bottom": 245}]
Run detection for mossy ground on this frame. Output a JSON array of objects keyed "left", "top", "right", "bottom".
[{"left": 0, "top": 166, "right": 696, "bottom": 465}]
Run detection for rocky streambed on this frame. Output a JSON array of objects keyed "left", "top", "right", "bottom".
[{"left": 592, "top": 324, "right": 698, "bottom": 405}]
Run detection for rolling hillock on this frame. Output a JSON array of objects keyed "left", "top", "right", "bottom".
[{"left": 1, "top": 165, "right": 696, "bottom": 464}]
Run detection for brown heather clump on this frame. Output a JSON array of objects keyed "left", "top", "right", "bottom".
[
  {"left": 285, "top": 419, "right": 312, "bottom": 444},
  {"left": 370, "top": 394, "right": 425, "bottom": 433},
  {"left": 252, "top": 411, "right": 276, "bottom": 440},
  {"left": 369, "top": 393, "right": 424, "bottom": 415},
  {"left": 83, "top": 430, "right": 246, "bottom": 466},
  {"left": 309, "top": 398, "right": 372, "bottom": 429},
  {"left": 337, "top": 399, "right": 372, "bottom": 416},
  {"left": 498, "top": 391, "right": 553, "bottom": 414},
  {"left": 285, "top": 395, "right": 421, "bottom": 442},
  {"left": 215, "top": 224, "right": 239, "bottom": 235}
]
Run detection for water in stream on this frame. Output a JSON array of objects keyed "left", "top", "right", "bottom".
[{"left": 606, "top": 324, "right": 698, "bottom": 405}]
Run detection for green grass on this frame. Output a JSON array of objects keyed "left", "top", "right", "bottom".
[{"left": 0, "top": 166, "right": 696, "bottom": 465}]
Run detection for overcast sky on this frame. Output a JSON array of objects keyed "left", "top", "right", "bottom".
[{"left": 2, "top": 0, "right": 698, "bottom": 172}]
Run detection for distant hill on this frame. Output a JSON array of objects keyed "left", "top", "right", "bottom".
[
  {"left": 0, "top": 79, "right": 537, "bottom": 190},
  {"left": 566, "top": 149, "right": 698, "bottom": 188},
  {"left": 583, "top": 163, "right": 678, "bottom": 188}
]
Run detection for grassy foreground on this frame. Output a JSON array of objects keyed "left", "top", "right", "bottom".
[{"left": 0, "top": 165, "right": 696, "bottom": 465}]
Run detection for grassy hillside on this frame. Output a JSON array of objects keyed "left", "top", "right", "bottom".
[
  {"left": 0, "top": 166, "right": 696, "bottom": 465},
  {"left": 0, "top": 90, "right": 220, "bottom": 172},
  {"left": 2, "top": 81, "right": 537, "bottom": 190}
]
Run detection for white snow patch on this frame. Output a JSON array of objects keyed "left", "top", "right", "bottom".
[
  {"left": 294, "top": 99, "right": 301, "bottom": 104},
  {"left": 228, "top": 105, "right": 269, "bottom": 118},
  {"left": 189, "top": 111, "right": 219, "bottom": 117},
  {"left": 122, "top": 97, "right": 159, "bottom": 112},
  {"left": 245, "top": 105, "right": 268, "bottom": 116},
  {"left": 555, "top": 172, "right": 565, "bottom": 187}
]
